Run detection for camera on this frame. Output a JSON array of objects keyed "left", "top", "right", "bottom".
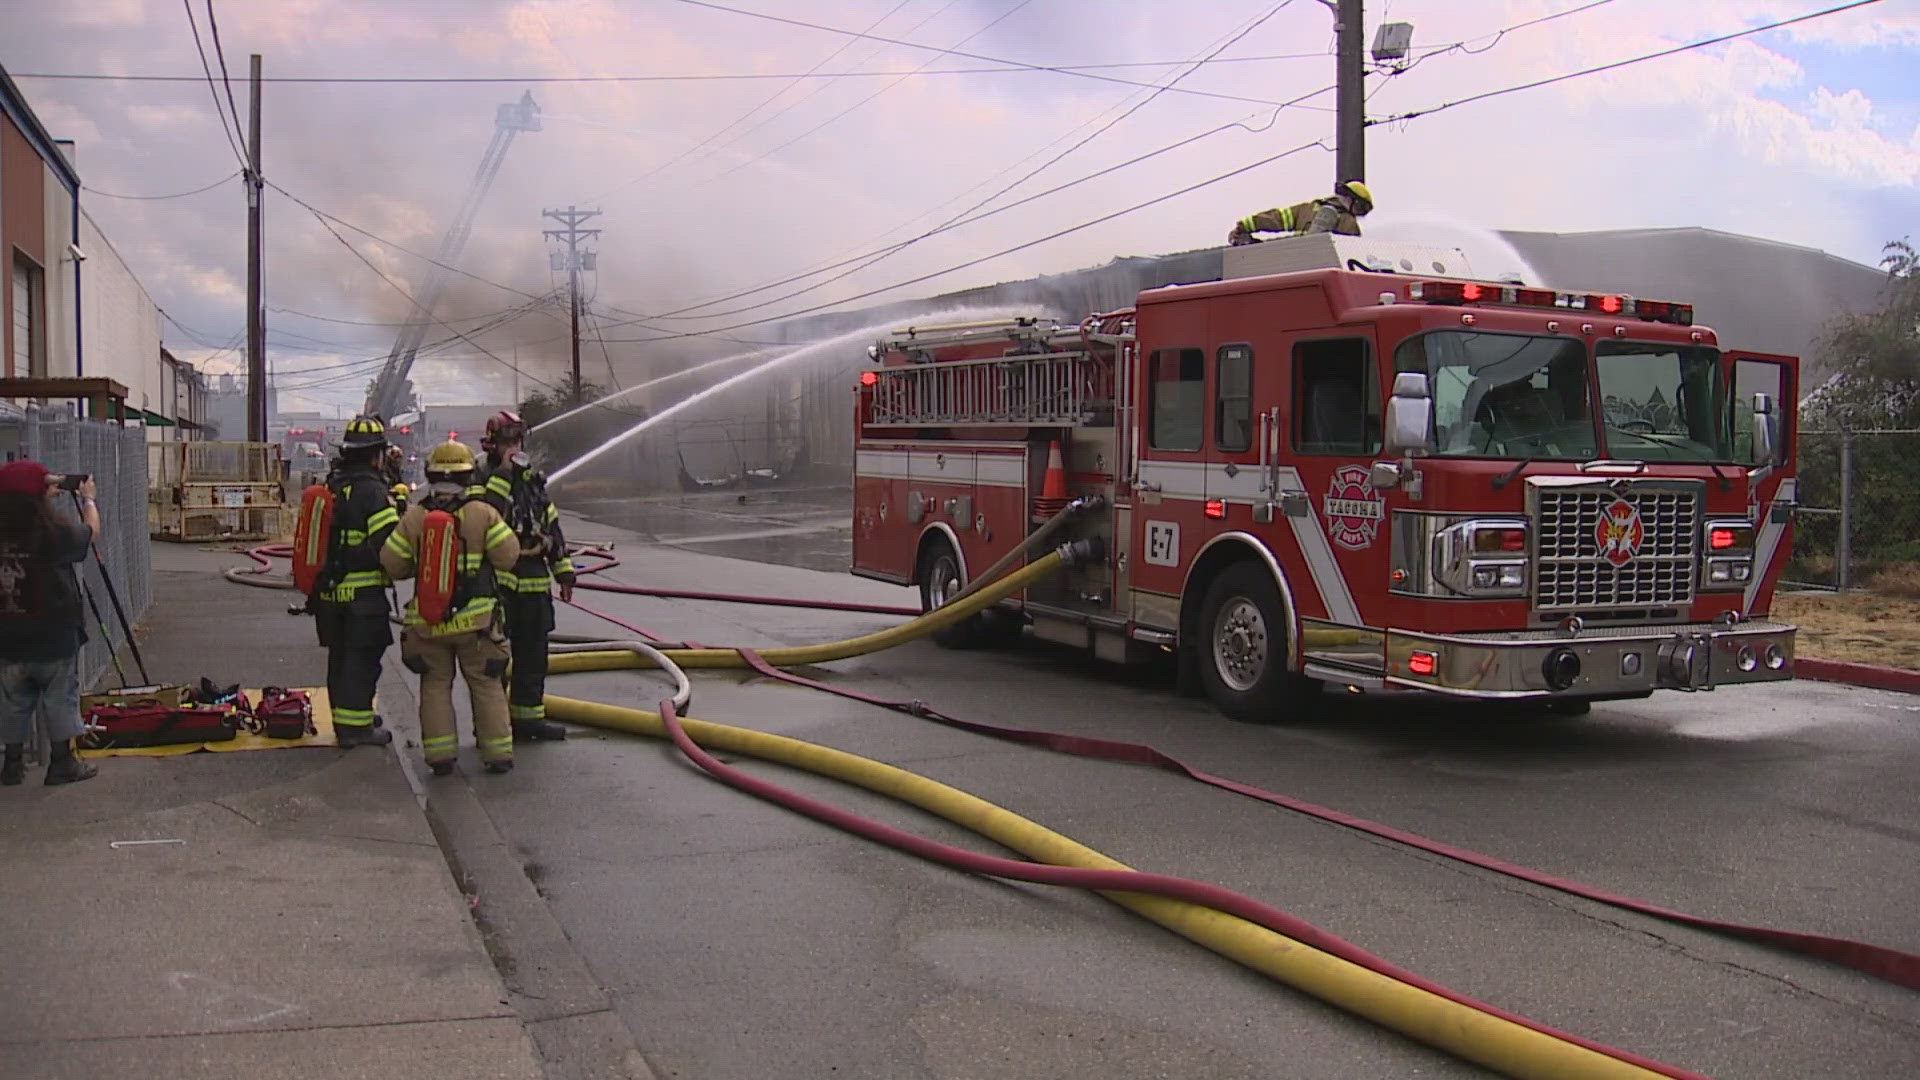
[{"left": 57, "top": 472, "right": 90, "bottom": 491}]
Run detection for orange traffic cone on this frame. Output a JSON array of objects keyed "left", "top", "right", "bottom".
[{"left": 1032, "top": 438, "right": 1070, "bottom": 521}]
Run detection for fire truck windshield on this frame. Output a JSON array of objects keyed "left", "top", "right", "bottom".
[
  {"left": 1595, "top": 342, "right": 1733, "bottom": 462},
  {"left": 1393, "top": 331, "right": 1597, "bottom": 460}
]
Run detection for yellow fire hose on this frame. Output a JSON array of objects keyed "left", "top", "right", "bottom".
[
  {"left": 541, "top": 543, "right": 1693, "bottom": 1079},
  {"left": 549, "top": 548, "right": 1362, "bottom": 676},
  {"left": 549, "top": 693, "right": 1674, "bottom": 1080}
]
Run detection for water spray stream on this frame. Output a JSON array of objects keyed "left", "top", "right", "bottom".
[
  {"left": 1366, "top": 213, "right": 1550, "bottom": 289},
  {"left": 548, "top": 307, "right": 1024, "bottom": 483},
  {"left": 530, "top": 344, "right": 779, "bottom": 433}
]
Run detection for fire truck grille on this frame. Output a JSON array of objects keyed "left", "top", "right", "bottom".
[{"left": 1534, "top": 487, "right": 1699, "bottom": 611}]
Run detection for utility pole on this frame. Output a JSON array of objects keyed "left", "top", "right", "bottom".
[
  {"left": 1335, "top": 0, "right": 1365, "bottom": 187},
  {"left": 541, "top": 206, "right": 600, "bottom": 403},
  {"left": 245, "top": 53, "right": 266, "bottom": 442}
]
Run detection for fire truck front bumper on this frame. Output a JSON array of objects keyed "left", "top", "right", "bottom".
[{"left": 1381, "top": 620, "right": 1797, "bottom": 699}]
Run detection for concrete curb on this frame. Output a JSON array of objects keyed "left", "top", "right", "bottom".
[
  {"left": 1796, "top": 657, "right": 1920, "bottom": 695},
  {"left": 381, "top": 654, "right": 659, "bottom": 1080}
]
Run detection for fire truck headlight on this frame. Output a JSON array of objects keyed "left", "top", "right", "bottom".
[
  {"left": 1734, "top": 563, "right": 1752, "bottom": 582},
  {"left": 1472, "top": 567, "right": 1498, "bottom": 589},
  {"left": 1497, "top": 565, "right": 1525, "bottom": 589},
  {"left": 1709, "top": 562, "right": 1733, "bottom": 583}
]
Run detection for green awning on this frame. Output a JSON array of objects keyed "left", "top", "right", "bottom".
[{"left": 137, "top": 409, "right": 175, "bottom": 427}]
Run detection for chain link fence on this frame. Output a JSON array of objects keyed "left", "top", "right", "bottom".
[
  {"left": 1787, "top": 429, "right": 1920, "bottom": 595},
  {"left": 0, "top": 404, "right": 153, "bottom": 691}
]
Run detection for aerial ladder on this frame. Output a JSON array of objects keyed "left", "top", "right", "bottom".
[{"left": 362, "top": 91, "right": 542, "bottom": 435}]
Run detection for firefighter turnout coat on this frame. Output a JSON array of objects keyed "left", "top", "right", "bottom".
[
  {"left": 473, "top": 459, "right": 577, "bottom": 597},
  {"left": 380, "top": 493, "right": 521, "bottom": 636}
]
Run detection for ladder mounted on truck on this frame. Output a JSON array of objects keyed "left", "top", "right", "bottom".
[{"left": 863, "top": 315, "right": 1131, "bottom": 429}]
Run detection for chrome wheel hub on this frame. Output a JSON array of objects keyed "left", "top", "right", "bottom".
[{"left": 1212, "top": 597, "right": 1267, "bottom": 692}]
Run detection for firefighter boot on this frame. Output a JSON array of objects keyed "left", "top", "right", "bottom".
[
  {"left": 44, "top": 745, "right": 99, "bottom": 786},
  {"left": 335, "top": 723, "right": 394, "bottom": 748},
  {"left": 511, "top": 719, "right": 568, "bottom": 743},
  {"left": 484, "top": 758, "right": 514, "bottom": 775},
  {"left": 2, "top": 744, "right": 24, "bottom": 786},
  {"left": 429, "top": 760, "right": 455, "bottom": 777}
]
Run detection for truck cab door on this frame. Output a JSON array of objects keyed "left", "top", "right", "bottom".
[
  {"left": 1269, "top": 331, "right": 1384, "bottom": 631},
  {"left": 1725, "top": 351, "right": 1798, "bottom": 615}
]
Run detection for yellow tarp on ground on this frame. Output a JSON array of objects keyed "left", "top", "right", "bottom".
[{"left": 79, "top": 688, "right": 337, "bottom": 758}]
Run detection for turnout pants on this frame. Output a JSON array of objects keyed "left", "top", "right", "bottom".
[
  {"left": 314, "top": 604, "right": 392, "bottom": 731},
  {"left": 501, "top": 592, "right": 555, "bottom": 724},
  {"left": 401, "top": 627, "right": 513, "bottom": 766}
]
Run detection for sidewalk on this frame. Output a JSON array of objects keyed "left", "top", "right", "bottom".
[{"left": 0, "top": 542, "right": 544, "bottom": 1080}]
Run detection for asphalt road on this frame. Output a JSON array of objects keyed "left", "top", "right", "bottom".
[{"left": 454, "top": 504, "right": 1920, "bottom": 1080}]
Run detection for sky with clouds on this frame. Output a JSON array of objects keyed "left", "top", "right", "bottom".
[{"left": 5, "top": 0, "right": 1916, "bottom": 415}]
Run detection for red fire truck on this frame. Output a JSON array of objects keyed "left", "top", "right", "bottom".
[{"left": 850, "top": 235, "right": 1799, "bottom": 720}]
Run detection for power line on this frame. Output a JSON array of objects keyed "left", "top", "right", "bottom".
[
  {"left": 947, "top": 1, "right": 1291, "bottom": 220},
  {"left": 710, "top": 0, "right": 1033, "bottom": 184},
  {"left": 595, "top": 136, "right": 1332, "bottom": 347},
  {"left": 627, "top": 79, "right": 1335, "bottom": 326},
  {"left": 84, "top": 172, "right": 239, "bottom": 200},
  {"left": 266, "top": 181, "right": 553, "bottom": 305},
  {"left": 269, "top": 297, "right": 557, "bottom": 327},
  {"left": 672, "top": 0, "right": 1329, "bottom": 109},
  {"left": 180, "top": 0, "right": 248, "bottom": 169},
  {"left": 583, "top": 0, "right": 918, "bottom": 203},
  {"left": 296, "top": 202, "right": 566, "bottom": 396},
  {"left": 586, "top": 310, "right": 621, "bottom": 391},
  {"left": 1393, "top": 0, "right": 1617, "bottom": 70},
  {"left": 1374, "top": 0, "right": 1885, "bottom": 126},
  {"left": 7, "top": 53, "right": 1335, "bottom": 85},
  {"left": 203, "top": 1, "right": 249, "bottom": 162}
]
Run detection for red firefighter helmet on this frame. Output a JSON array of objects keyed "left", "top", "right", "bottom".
[{"left": 480, "top": 410, "right": 527, "bottom": 453}]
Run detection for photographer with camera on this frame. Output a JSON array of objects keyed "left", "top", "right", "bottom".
[{"left": 0, "top": 460, "right": 102, "bottom": 786}]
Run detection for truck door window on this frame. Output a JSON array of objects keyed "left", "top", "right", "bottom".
[
  {"left": 1293, "top": 339, "right": 1380, "bottom": 455},
  {"left": 1149, "top": 348, "right": 1206, "bottom": 451},
  {"left": 1394, "top": 331, "right": 1596, "bottom": 459},
  {"left": 1732, "top": 359, "right": 1785, "bottom": 464},
  {"left": 1215, "top": 345, "right": 1253, "bottom": 451}
]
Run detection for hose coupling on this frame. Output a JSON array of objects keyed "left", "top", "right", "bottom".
[
  {"left": 1056, "top": 535, "right": 1108, "bottom": 567},
  {"left": 1066, "top": 494, "right": 1108, "bottom": 515}
]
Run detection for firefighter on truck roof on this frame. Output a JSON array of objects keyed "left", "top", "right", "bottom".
[
  {"left": 380, "top": 440, "right": 521, "bottom": 775},
  {"left": 1228, "top": 180, "right": 1373, "bottom": 246},
  {"left": 472, "top": 411, "right": 575, "bottom": 744},
  {"left": 312, "top": 415, "right": 400, "bottom": 747}
]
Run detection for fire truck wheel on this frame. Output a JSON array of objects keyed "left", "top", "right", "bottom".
[
  {"left": 1196, "top": 562, "right": 1318, "bottom": 723},
  {"left": 919, "top": 540, "right": 1019, "bottom": 649}
]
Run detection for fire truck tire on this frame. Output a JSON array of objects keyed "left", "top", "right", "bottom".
[
  {"left": 919, "top": 539, "right": 1020, "bottom": 649},
  {"left": 1196, "top": 562, "right": 1319, "bottom": 723}
]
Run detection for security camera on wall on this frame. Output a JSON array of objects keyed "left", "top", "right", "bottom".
[{"left": 67, "top": 243, "right": 88, "bottom": 262}]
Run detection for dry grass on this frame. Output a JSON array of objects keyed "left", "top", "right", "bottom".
[{"left": 1772, "top": 590, "right": 1920, "bottom": 670}]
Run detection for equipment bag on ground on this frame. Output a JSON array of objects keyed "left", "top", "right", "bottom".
[
  {"left": 80, "top": 704, "right": 240, "bottom": 749},
  {"left": 252, "top": 687, "right": 316, "bottom": 740}
]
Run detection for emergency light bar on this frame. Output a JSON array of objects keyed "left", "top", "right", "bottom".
[{"left": 1405, "top": 281, "right": 1693, "bottom": 326}]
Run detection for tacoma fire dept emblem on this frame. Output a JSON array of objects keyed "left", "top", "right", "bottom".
[
  {"left": 1595, "top": 497, "right": 1645, "bottom": 567},
  {"left": 1324, "top": 465, "right": 1384, "bottom": 551}
]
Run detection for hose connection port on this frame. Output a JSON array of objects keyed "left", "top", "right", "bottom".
[{"left": 1543, "top": 647, "right": 1581, "bottom": 691}]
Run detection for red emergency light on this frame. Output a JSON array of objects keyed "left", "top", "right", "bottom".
[
  {"left": 1406, "top": 281, "right": 1693, "bottom": 326},
  {"left": 1408, "top": 650, "right": 1438, "bottom": 676},
  {"left": 859, "top": 370, "right": 879, "bottom": 387},
  {"left": 1203, "top": 499, "right": 1227, "bottom": 520}
]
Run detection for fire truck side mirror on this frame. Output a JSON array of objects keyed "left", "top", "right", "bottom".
[
  {"left": 1383, "top": 372, "right": 1435, "bottom": 459},
  {"left": 1750, "top": 393, "right": 1783, "bottom": 469}
]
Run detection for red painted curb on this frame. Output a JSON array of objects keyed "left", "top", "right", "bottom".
[{"left": 1796, "top": 658, "right": 1920, "bottom": 695}]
